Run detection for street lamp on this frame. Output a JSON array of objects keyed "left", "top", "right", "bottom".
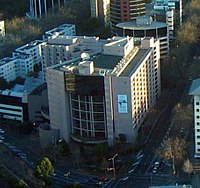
[{"left": 107, "top": 154, "right": 118, "bottom": 178}]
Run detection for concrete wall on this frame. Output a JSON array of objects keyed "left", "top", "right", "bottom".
[
  {"left": 46, "top": 68, "right": 71, "bottom": 143},
  {"left": 111, "top": 76, "right": 135, "bottom": 144}
]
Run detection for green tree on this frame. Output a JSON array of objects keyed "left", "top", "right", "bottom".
[
  {"left": 177, "top": 21, "right": 199, "bottom": 45},
  {"left": 59, "top": 140, "right": 70, "bottom": 156},
  {"left": 94, "top": 143, "right": 109, "bottom": 160},
  {"left": 35, "top": 157, "right": 54, "bottom": 185},
  {"left": 158, "top": 137, "right": 187, "bottom": 174}
]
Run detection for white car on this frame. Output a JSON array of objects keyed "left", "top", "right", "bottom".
[
  {"left": 152, "top": 161, "right": 160, "bottom": 174},
  {"left": 0, "top": 139, "right": 3, "bottom": 144},
  {"left": 152, "top": 167, "right": 157, "bottom": 173},
  {"left": 0, "top": 129, "right": 5, "bottom": 133}
]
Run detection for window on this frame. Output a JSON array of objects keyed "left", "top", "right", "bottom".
[
  {"left": 196, "top": 102, "right": 200, "bottom": 105},
  {"left": 197, "top": 116, "right": 200, "bottom": 119},
  {"left": 197, "top": 129, "right": 200, "bottom": 132},
  {"left": 197, "top": 122, "right": 200, "bottom": 126},
  {"left": 197, "top": 109, "right": 200, "bottom": 112}
]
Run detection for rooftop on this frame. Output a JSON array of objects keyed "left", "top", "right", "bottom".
[
  {"left": 0, "top": 77, "right": 44, "bottom": 98},
  {"left": 189, "top": 78, "right": 200, "bottom": 95},
  {"left": 0, "top": 57, "right": 16, "bottom": 65},
  {"left": 15, "top": 40, "right": 43, "bottom": 52},
  {"left": 120, "top": 49, "right": 150, "bottom": 77},
  {"left": 116, "top": 20, "right": 167, "bottom": 30}
]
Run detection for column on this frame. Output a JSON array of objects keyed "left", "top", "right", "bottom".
[
  {"left": 34, "top": 0, "right": 37, "bottom": 19},
  {"left": 38, "top": 0, "right": 42, "bottom": 18},
  {"left": 44, "top": 0, "right": 47, "bottom": 17}
]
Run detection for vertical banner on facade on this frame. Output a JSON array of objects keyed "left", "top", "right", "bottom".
[{"left": 117, "top": 95, "right": 128, "bottom": 113}]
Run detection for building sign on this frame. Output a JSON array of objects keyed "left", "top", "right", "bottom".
[{"left": 118, "top": 95, "right": 128, "bottom": 113}]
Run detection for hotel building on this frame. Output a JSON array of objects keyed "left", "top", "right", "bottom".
[{"left": 46, "top": 36, "right": 161, "bottom": 146}]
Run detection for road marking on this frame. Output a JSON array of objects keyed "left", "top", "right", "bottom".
[
  {"left": 132, "top": 162, "right": 139, "bottom": 166},
  {"left": 135, "top": 150, "right": 142, "bottom": 158},
  {"left": 121, "top": 176, "right": 129, "bottom": 181},
  {"left": 136, "top": 154, "right": 144, "bottom": 160}
]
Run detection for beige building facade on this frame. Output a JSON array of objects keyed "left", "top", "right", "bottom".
[{"left": 46, "top": 36, "right": 161, "bottom": 146}]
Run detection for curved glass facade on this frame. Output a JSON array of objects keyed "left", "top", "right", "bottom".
[{"left": 70, "top": 94, "right": 107, "bottom": 142}]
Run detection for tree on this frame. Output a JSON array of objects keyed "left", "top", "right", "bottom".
[
  {"left": 59, "top": 140, "right": 70, "bottom": 156},
  {"left": 100, "top": 157, "right": 109, "bottom": 171},
  {"left": 94, "top": 143, "right": 109, "bottom": 160},
  {"left": 116, "top": 134, "right": 127, "bottom": 145},
  {"left": 35, "top": 157, "right": 54, "bottom": 185},
  {"left": 177, "top": 21, "right": 199, "bottom": 45},
  {"left": 182, "top": 158, "right": 194, "bottom": 174},
  {"left": 158, "top": 137, "right": 187, "bottom": 174},
  {"left": 0, "top": 77, "right": 8, "bottom": 90}
]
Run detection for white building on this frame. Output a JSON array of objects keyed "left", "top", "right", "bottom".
[
  {"left": 0, "top": 55, "right": 34, "bottom": 82},
  {"left": 154, "top": 0, "right": 182, "bottom": 27},
  {"left": 43, "top": 24, "right": 76, "bottom": 39},
  {"left": 13, "top": 40, "right": 43, "bottom": 66},
  {"left": 45, "top": 36, "right": 161, "bottom": 146},
  {"left": 189, "top": 78, "right": 200, "bottom": 158}
]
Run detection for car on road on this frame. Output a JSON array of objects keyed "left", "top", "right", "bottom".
[
  {"left": 152, "top": 161, "right": 160, "bottom": 174},
  {"left": 0, "top": 129, "right": 5, "bottom": 134}
]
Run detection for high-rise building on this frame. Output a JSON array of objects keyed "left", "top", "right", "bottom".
[
  {"left": 189, "top": 78, "right": 200, "bottom": 158},
  {"left": 45, "top": 36, "right": 161, "bottom": 146},
  {"left": 27, "top": 0, "right": 67, "bottom": 19},
  {"left": 90, "top": 0, "right": 110, "bottom": 26},
  {"left": 110, "top": 0, "right": 146, "bottom": 33}
]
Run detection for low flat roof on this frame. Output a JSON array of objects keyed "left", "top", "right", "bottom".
[
  {"left": 120, "top": 49, "right": 150, "bottom": 77},
  {"left": 116, "top": 21, "right": 167, "bottom": 30}
]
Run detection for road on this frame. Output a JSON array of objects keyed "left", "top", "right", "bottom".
[{"left": 107, "top": 85, "right": 189, "bottom": 188}]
